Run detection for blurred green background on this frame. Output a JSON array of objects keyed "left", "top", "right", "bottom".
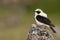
[{"left": 0, "top": 0, "right": 60, "bottom": 40}]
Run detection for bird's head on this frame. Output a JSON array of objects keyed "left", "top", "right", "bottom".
[
  {"left": 34, "top": 8, "right": 47, "bottom": 17},
  {"left": 35, "top": 8, "right": 43, "bottom": 15}
]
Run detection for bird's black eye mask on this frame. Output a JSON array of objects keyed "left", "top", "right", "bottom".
[{"left": 35, "top": 11, "right": 41, "bottom": 14}]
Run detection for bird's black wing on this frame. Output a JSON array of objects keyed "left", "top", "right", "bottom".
[{"left": 36, "top": 15, "right": 51, "bottom": 26}]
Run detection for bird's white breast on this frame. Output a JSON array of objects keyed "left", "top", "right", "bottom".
[{"left": 35, "top": 18, "right": 45, "bottom": 26}]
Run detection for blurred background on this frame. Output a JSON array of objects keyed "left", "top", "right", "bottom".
[{"left": 0, "top": 0, "right": 60, "bottom": 40}]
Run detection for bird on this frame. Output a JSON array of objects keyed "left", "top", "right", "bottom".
[{"left": 34, "top": 8, "right": 56, "bottom": 33}]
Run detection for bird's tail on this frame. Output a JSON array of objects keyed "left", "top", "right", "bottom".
[
  {"left": 50, "top": 24, "right": 55, "bottom": 27},
  {"left": 50, "top": 26, "right": 56, "bottom": 33}
]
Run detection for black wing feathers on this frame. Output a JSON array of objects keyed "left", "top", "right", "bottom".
[{"left": 36, "top": 15, "right": 51, "bottom": 25}]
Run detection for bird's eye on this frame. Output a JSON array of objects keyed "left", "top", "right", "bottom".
[{"left": 36, "top": 11, "right": 41, "bottom": 14}]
